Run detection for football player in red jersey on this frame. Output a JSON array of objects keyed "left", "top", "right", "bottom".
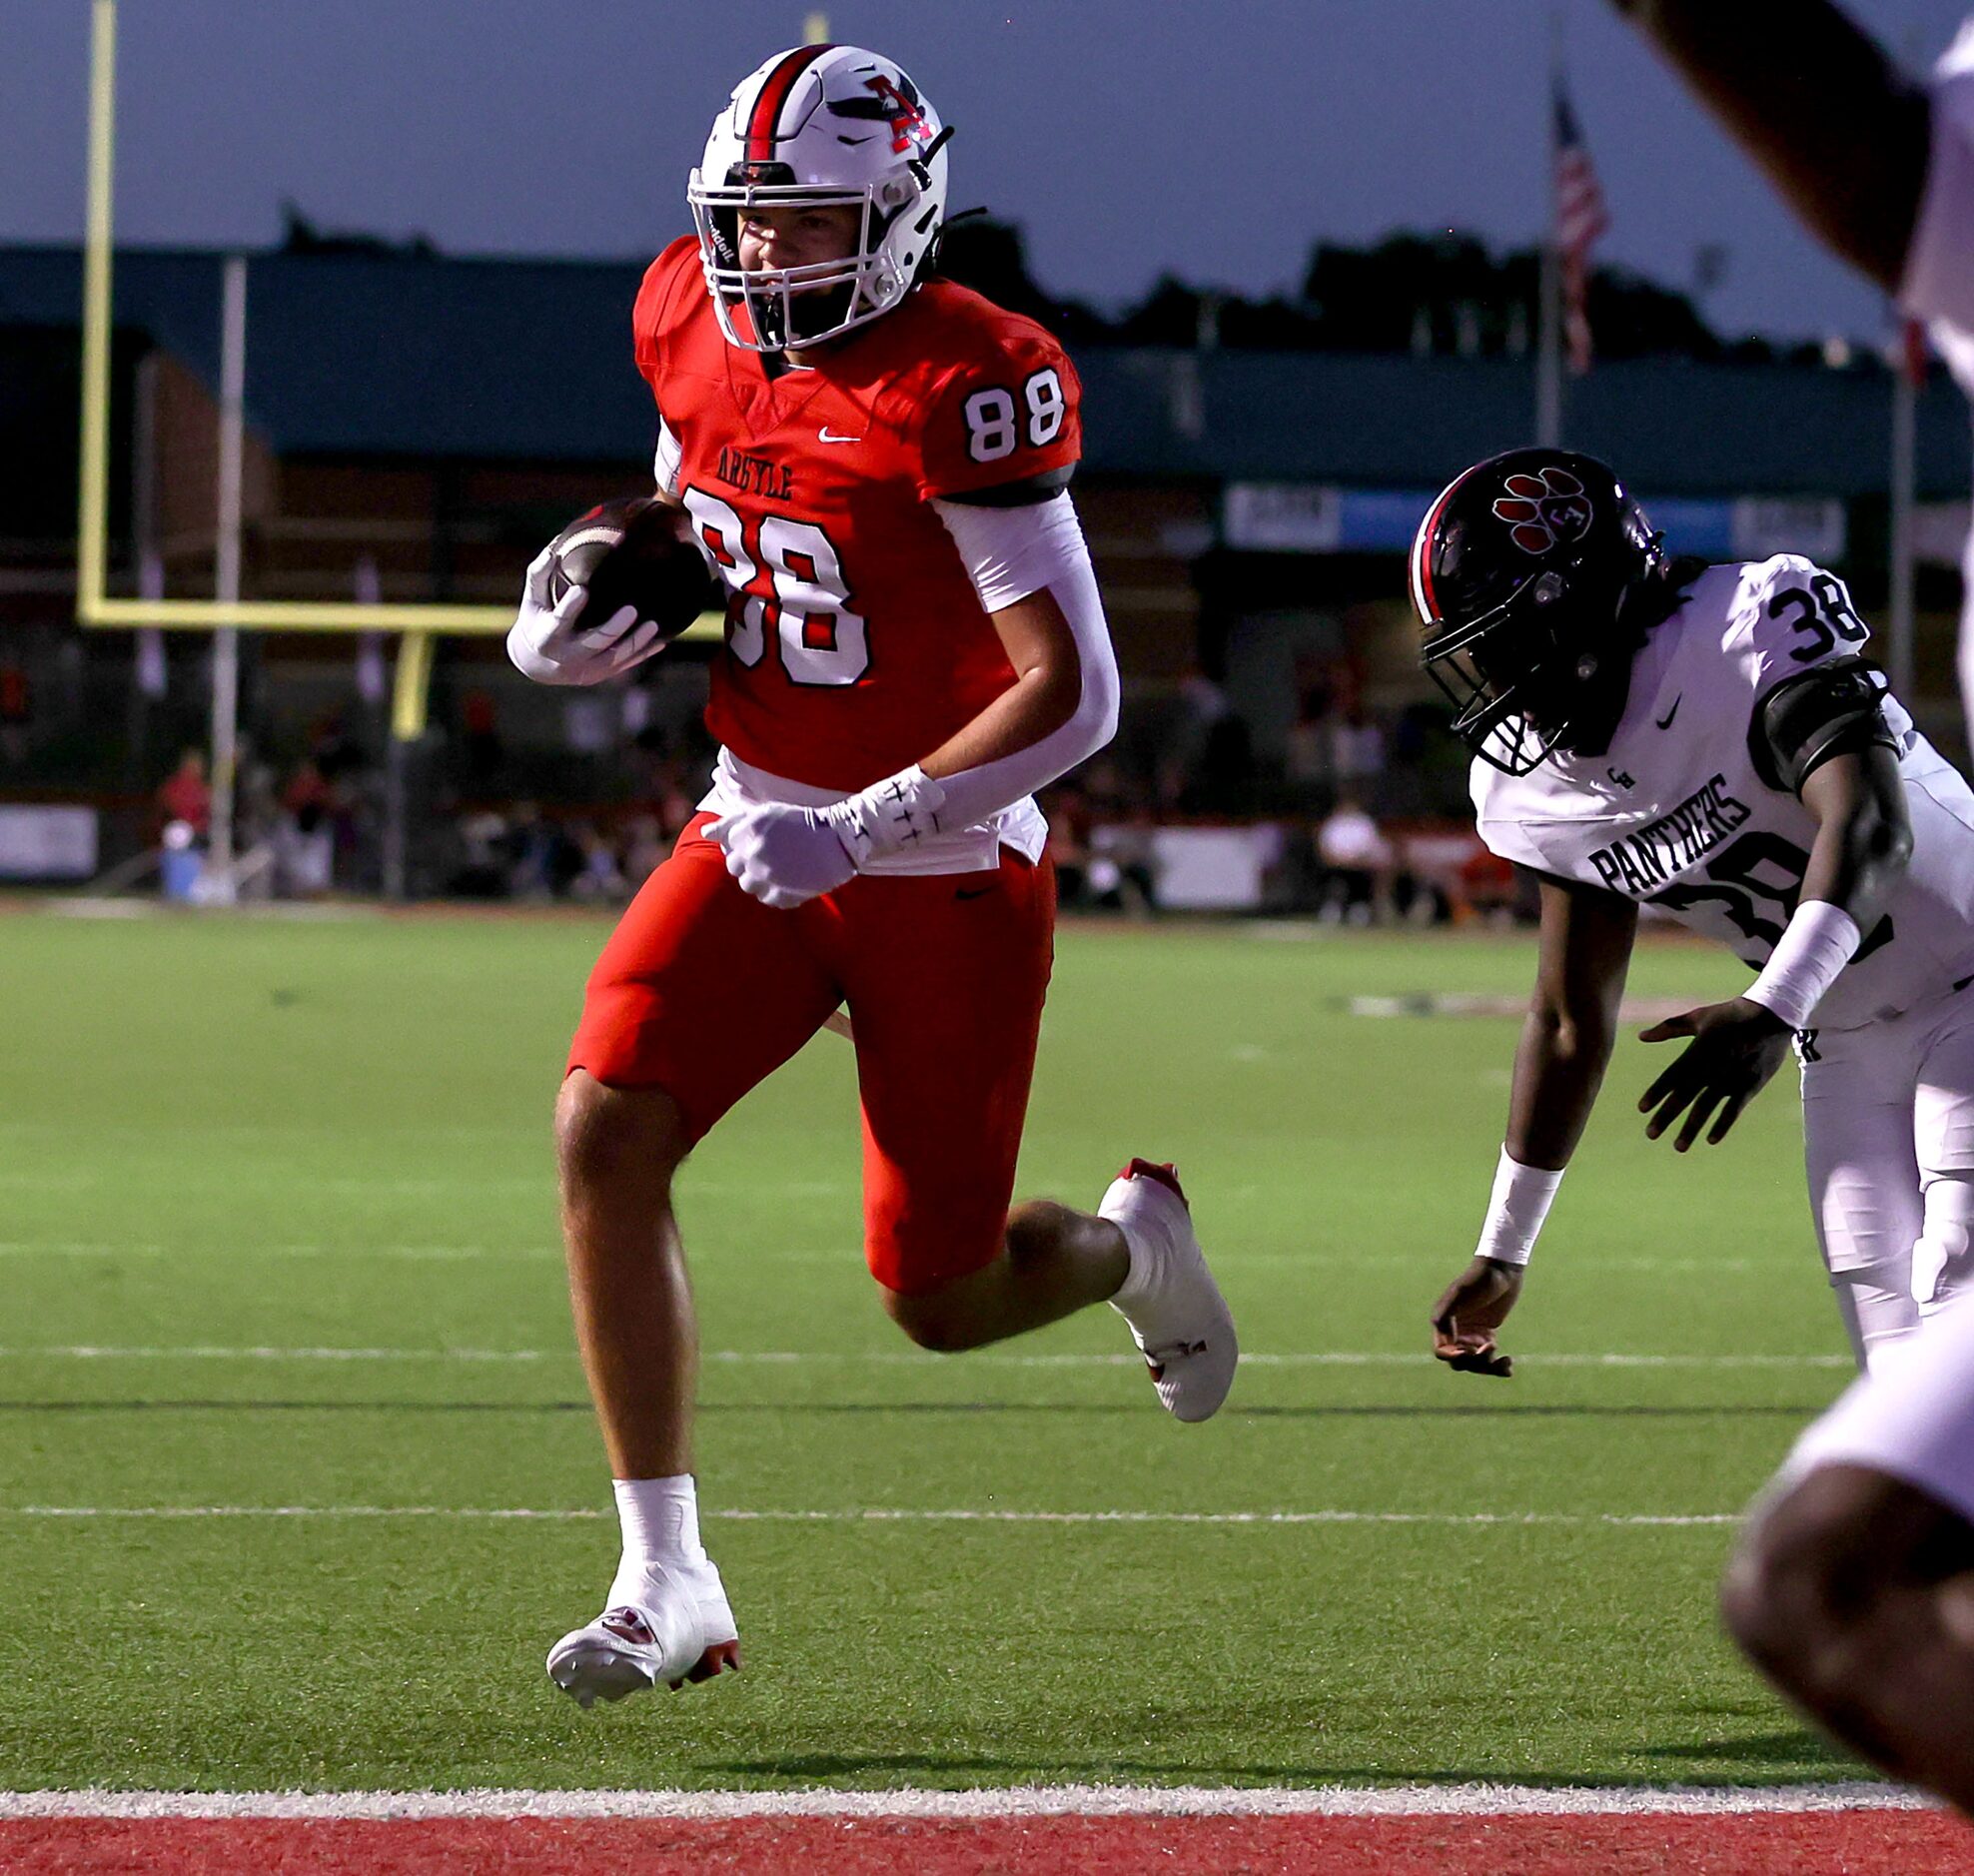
[{"left": 509, "top": 45, "right": 1240, "bottom": 1710}]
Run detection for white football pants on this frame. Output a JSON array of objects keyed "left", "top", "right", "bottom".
[
  {"left": 1779, "top": 1288, "right": 1974, "bottom": 1524},
  {"left": 1799, "top": 978, "right": 1974, "bottom": 1373}
]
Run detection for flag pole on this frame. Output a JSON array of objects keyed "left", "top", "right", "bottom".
[
  {"left": 1535, "top": 6, "right": 1564, "bottom": 448},
  {"left": 209, "top": 254, "right": 248, "bottom": 905},
  {"left": 1888, "top": 319, "right": 1921, "bottom": 701}
]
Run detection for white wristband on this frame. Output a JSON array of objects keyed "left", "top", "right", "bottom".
[
  {"left": 1743, "top": 900, "right": 1861, "bottom": 1032},
  {"left": 1477, "top": 1148, "right": 1563, "bottom": 1269},
  {"left": 827, "top": 764, "right": 949, "bottom": 864}
]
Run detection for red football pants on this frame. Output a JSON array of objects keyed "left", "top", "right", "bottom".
[{"left": 567, "top": 814, "right": 1056, "bottom": 1293}]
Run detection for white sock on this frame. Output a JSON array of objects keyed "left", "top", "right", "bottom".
[
  {"left": 1109, "top": 1213, "right": 1163, "bottom": 1313},
  {"left": 613, "top": 1474, "right": 703, "bottom": 1571}
]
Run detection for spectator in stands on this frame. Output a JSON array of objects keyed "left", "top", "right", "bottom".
[
  {"left": 461, "top": 688, "right": 505, "bottom": 789},
  {"left": 621, "top": 814, "right": 671, "bottom": 891},
  {"left": 1328, "top": 703, "right": 1386, "bottom": 789},
  {"left": 1043, "top": 781, "right": 1097, "bottom": 907},
  {"left": 1315, "top": 791, "right": 1395, "bottom": 924},
  {"left": 1283, "top": 662, "right": 1338, "bottom": 803},
  {"left": 450, "top": 810, "right": 511, "bottom": 899},
  {"left": 278, "top": 757, "right": 337, "bottom": 896},
  {"left": 643, "top": 756, "right": 698, "bottom": 844},
  {"left": 505, "top": 802, "right": 557, "bottom": 900},
  {"left": 1166, "top": 664, "right": 1255, "bottom": 814},
  {"left": 0, "top": 661, "right": 30, "bottom": 767},
  {"left": 569, "top": 823, "right": 626, "bottom": 903},
  {"left": 1456, "top": 846, "right": 1525, "bottom": 927},
  {"left": 157, "top": 748, "right": 211, "bottom": 841},
  {"left": 309, "top": 710, "right": 365, "bottom": 784},
  {"left": 1089, "top": 812, "right": 1159, "bottom": 915}
]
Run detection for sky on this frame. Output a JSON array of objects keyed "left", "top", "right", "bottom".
[{"left": 3, "top": 0, "right": 1968, "bottom": 345}]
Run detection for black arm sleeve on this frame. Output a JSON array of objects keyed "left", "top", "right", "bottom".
[
  {"left": 937, "top": 464, "right": 1077, "bottom": 507},
  {"left": 1749, "top": 656, "right": 1900, "bottom": 795}
]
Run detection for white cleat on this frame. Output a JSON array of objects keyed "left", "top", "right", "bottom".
[
  {"left": 1104, "top": 1159, "right": 1238, "bottom": 1422},
  {"left": 546, "top": 1554, "right": 740, "bottom": 1710}
]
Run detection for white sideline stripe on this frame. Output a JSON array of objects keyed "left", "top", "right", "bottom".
[
  {"left": 1, "top": 1505, "right": 1741, "bottom": 1527},
  {"left": 0, "top": 1346, "right": 1853, "bottom": 1369},
  {"left": 0, "top": 1244, "right": 539, "bottom": 1261},
  {"left": 0, "top": 1782, "right": 1926, "bottom": 1820}
]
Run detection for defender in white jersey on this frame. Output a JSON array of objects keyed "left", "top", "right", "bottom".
[
  {"left": 1604, "top": 5, "right": 1974, "bottom": 1814},
  {"left": 1416, "top": 444, "right": 1974, "bottom": 1375}
]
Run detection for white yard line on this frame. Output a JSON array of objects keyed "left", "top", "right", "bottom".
[
  {"left": 0, "top": 1782, "right": 1926, "bottom": 1819},
  {"left": 0, "top": 1244, "right": 544, "bottom": 1261},
  {"left": 0, "top": 1346, "right": 1853, "bottom": 1368},
  {"left": 1, "top": 1505, "right": 1741, "bottom": 1527},
  {"left": 0, "top": 1346, "right": 552, "bottom": 1363}
]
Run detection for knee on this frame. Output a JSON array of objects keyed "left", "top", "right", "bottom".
[
  {"left": 1830, "top": 1261, "right": 1920, "bottom": 1372},
  {"left": 554, "top": 1072, "right": 690, "bottom": 1194},
  {"left": 1915, "top": 1175, "right": 1974, "bottom": 1310},
  {"left": 1720, "top": 1474, "right": 1889, "bottom": 1696},
  {"left": 1721, "top": 1514, "right": 1829, "bottom": 1682},
  {"left": 882, "top": 1287, "right": 985, "bottom": 1354}
]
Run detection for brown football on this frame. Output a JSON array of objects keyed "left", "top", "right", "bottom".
[{"left": 543, "top": 496, "right": 721, "bottom": 641}]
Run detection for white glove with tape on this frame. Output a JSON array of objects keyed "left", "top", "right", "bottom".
[
  {"left": 506, "top": 545, "right": 663, "bottom": 686},
  {"left": 707, "top": 765, "right": 947, "bottom": 910},
  {"left": 704, "top": 803, "right": 856, "bottom": 909}
]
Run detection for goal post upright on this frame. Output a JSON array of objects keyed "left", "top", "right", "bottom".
[
  {"left": 73, "top": 0, "right": 715, "bottom": 775},
  {"left": 77, "top": 0, "right": 117, "bottom": 621}
]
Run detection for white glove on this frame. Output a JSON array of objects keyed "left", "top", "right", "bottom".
[
  {"left": 705, "top": 802, "right": 857, "bottom": 910},
  {"left": 505, "top": 545, "right": 664, "bottom": 686},
  {"left": 705, "top": 767, "right": 948, "bottom": 910}
]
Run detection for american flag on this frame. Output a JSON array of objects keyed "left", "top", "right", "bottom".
[{"left": 1553, "top": 85, "right": 1608, "bottom": 376}]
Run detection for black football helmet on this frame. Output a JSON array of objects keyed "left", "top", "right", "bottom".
[{"left": 1410, "top": 448, "right": 1669, "bottom": 775}]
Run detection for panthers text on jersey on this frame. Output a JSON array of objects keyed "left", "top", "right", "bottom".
[
  {"left": 633, "top": 235, "right": 1082, "bottom": 794},
  {"left": 1473, "top": 555, "right": 1974, "bottom": 1030}
]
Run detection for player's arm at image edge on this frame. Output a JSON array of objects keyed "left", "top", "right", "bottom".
[
  {"left": 910, "top": 344, "right": 1113, "bottom": 816},
  {"left": 1428, "top": 873, "right": 1634, "bottom": 1377},
  {"left": 1504, "top": 874, "right": 1640, "bottom": 1182},
  {"left": 1609, "top": 0, "right": 1929, "bottom": 290},
  {"left": 1757, "top": 668, "right": 1914, "bottom": 929},
  {"left": 916, "top": 491, "right": 1120, "bottom": 809}
]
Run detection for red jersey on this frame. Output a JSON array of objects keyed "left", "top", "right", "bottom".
[{"left": 632, "top": 236, "right": 1083, "bottom": 792}]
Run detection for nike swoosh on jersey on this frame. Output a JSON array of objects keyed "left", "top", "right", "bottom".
[
  {"left": 818, "top": 428, "right": 862, "bottom": 444},
  {"left": 1655, "top": 695, "right": 1682, "bottom": 730}
]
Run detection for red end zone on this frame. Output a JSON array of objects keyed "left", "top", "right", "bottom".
[{"left": 4, "top": 1809, "right": 1971, "bottom": 1876}]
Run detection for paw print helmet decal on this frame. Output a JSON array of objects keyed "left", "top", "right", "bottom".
[
  {"left": 1410, "top": 448, "right": 1668, "bottom": 775},
  {"left": 1492, "top": 467, "right": 1594, "bottom": 555}
]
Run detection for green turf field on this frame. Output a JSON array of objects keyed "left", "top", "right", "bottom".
[{"left": 0, "top": 906, "right": 1857, "bottom": 1791}]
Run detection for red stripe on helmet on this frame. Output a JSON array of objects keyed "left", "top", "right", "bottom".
[
  {"left": 1410, "top": 468, "right": 1475, "bottom": 624},
  {"left": 746, "top": 44, "right": 834, "bottom": 163}
]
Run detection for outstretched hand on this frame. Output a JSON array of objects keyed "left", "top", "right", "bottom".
[
  {"left": 1430, "top": 1257, "right": 1523, "bottom": 1379},
  {"left": 1636, "top": 996, "right": 1792, "bottom": 1152}
]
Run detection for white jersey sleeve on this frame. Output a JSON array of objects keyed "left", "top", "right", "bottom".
[
  {"left": 1903, "top": 16, "right": 1974, "bottom": 333},
  {"left": 653, "top": 414, "right": 683, "bottom": 499},
  {"left": 1724, "top": 554, "right": 1876, "bottom": 699}
]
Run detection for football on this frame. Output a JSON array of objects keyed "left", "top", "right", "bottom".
[{"left": 543, "top": 496, "right": 721, "bottom": 641}]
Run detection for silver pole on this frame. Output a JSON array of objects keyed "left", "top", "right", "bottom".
[
  {"left": 128, "top": 351, "right": 161, "bottom": 779},
  {"left": 1534, "top": 9, "right": 1564, "bottom": 448},
  {"left": 1536, "top": 245, "right": 1562, "bottom": 448},
  {"left": 210, "top": 254, "right": 247, "bottom": 903},
  {"left": 1888, "top": 320, "right": 1918, "bottom": 701}
]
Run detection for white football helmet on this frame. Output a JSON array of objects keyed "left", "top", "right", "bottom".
[{"left": 687, "top": 45, "right": 950, "bottom": 353}]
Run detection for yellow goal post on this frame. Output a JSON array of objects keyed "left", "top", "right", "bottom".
[{"left": 72, "top": 0, "right": 716, "bottom": 743}]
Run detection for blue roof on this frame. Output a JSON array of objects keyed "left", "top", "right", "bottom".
[
  {"left": 0, "top": 245, "right": 655, "bottom": 463},
  {"left": 3, "top": 244, "right": 1966, "bottom": 498}
]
